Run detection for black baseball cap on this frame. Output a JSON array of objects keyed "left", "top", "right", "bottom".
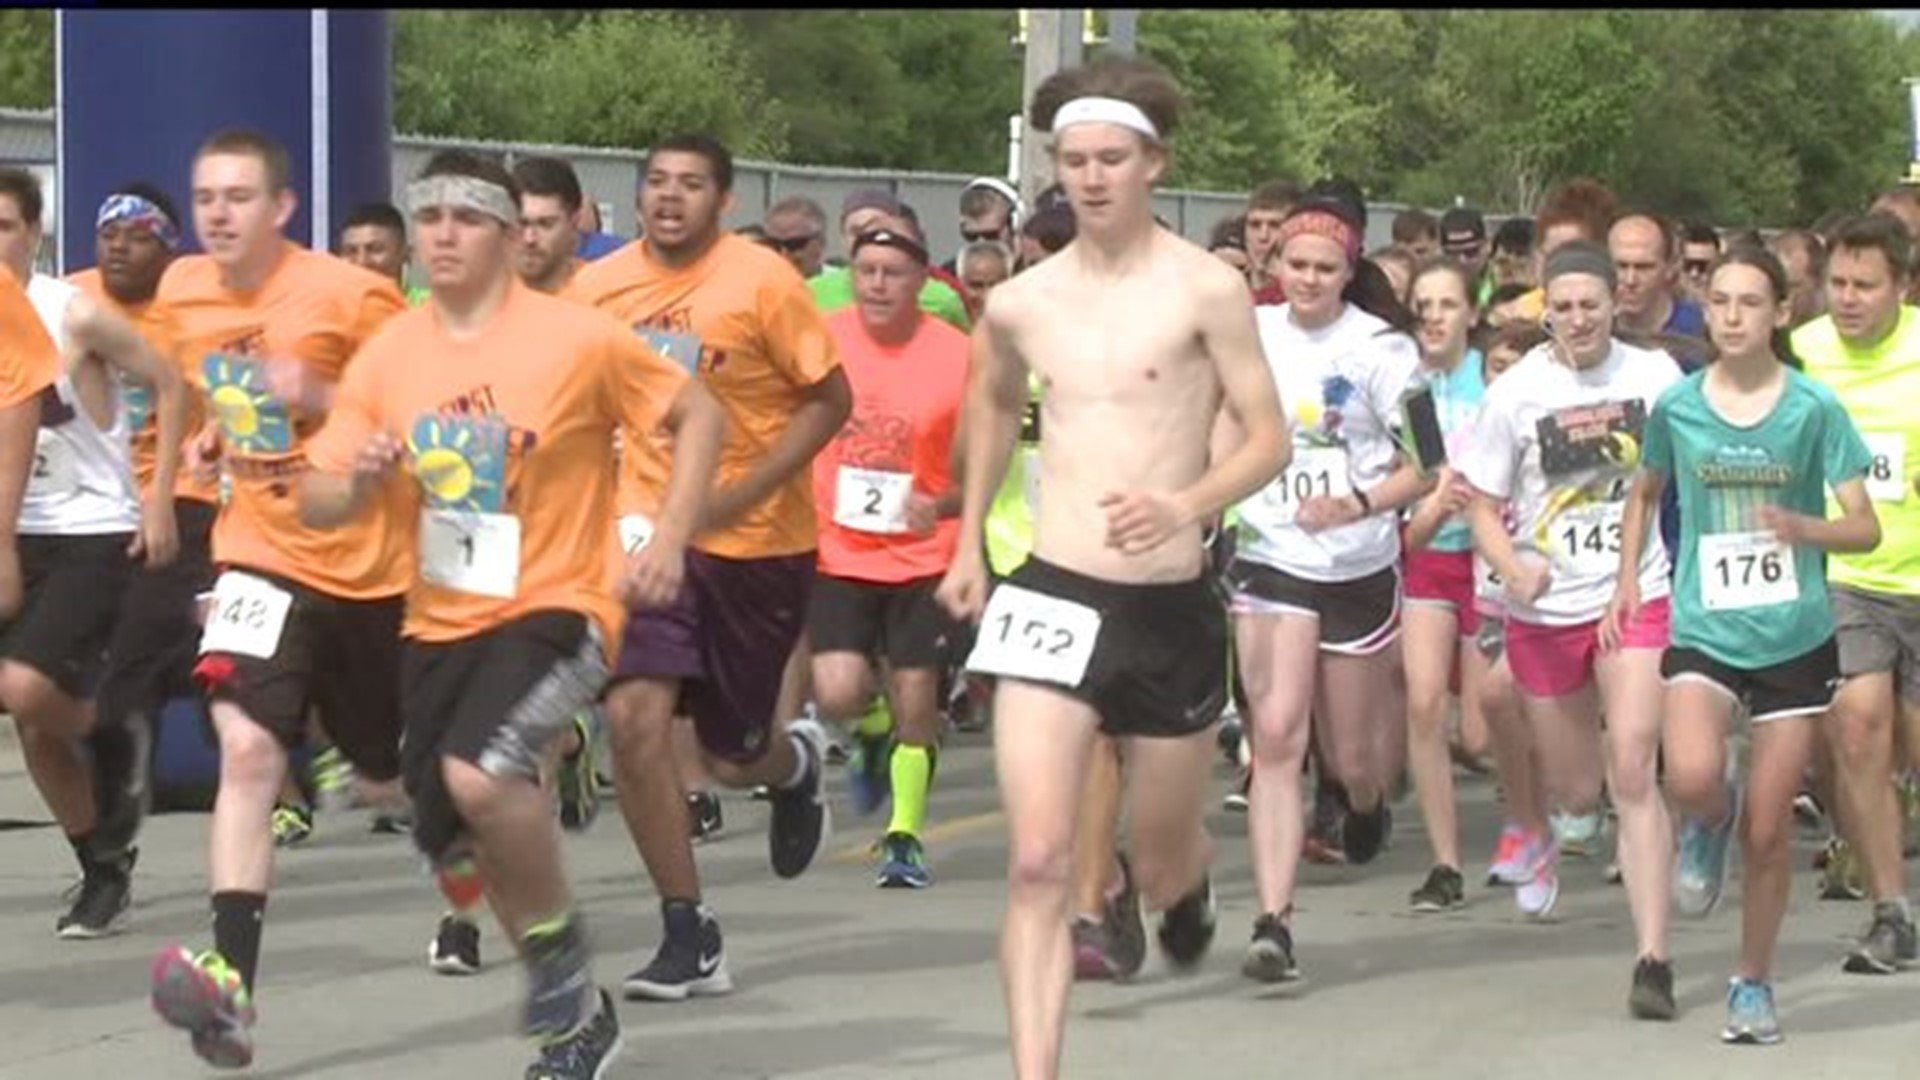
[{"left": 1440, "top": 207, "right": 1487, "bottom": 248}]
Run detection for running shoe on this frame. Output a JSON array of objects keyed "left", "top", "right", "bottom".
[
  {"left": 1486, "top": 823, "right": 1529, "bottom": 885},
  {"left": 429, "top": 914, "right": 482, "bottom": 976},
  {"left": 150, "top": 945, "right": 256, "bottom": 1069},
  {"left": 1818, "top": 837, "right": 1867, "bottom": 901},
  {"left": 310, "top": 745, "right": 358, "bottom": 810},
  {"left": 1843, "top": 901, "right": 1919, "bottom": 975},
  {"left": 1072, "top": 917, "right": 1117, "bottom": 981},
  {"left": 1721, "top": 977, "right": 1781, "bottom": 1045},
  {"left": 1409, "top": 865, "right": 1466, "bottom": 913},
  {"left": 370, "top": 810, "right": 412, "bottom": 835},
  {"left": 1103, "top": 852, "right": 1147, "bottom": 980},
  {"left": 875, "top": 832, "right": 931, "bottom": 889},
  {"left": 1791, "top": 791, "right": 1825, "bottom": 831},
  {"left": 1551, "top": 810, "right": 1604, "bottom": 859},
  {"left": 769, "top": 725, "right": 831, "bottom": 879},
  {"left": 1241, "top": 912, "right": 1301, "bottom": 983},
  {"left": 271, "top": 802, "right": 314, "bottom": 848},
  {"left": 56, "top": 855, "right": 133, "bottom": 940},
  {"left": 623, "top": 900, "right": 733, "bottom": 1002},
  {"left": 1222, "top": 766, "right": 1250, "bottom": 813},
  {"left": 687, "top": 791, "right": 724, "bottom": 844},
  {"left": 1303, "top": 788, "right": 1348, "bottom": 865},
  {"left": 1156, "top": 873, "right": 1217, "bottom": 972},
  {"left": 1628, "top": 956, "right": 1677, "bottom": 1021},
  {"left": 525, "top": 987, "right": 623, "bottom": 1080},
  {"left": 1674, "top": 791, "right": 1740, "bottom": 919},
  {"left": 1514, "top": 832, "right": 1560, "bottom": 918},
  {"left": 845, "top": 730, "right": 894, "bottom": 817},
  {"left": 556, "top": 712, "right": 601, "bottom": 834},
  {"left": 1342, "top": 800, "right": 1391, "bottom": 865}
]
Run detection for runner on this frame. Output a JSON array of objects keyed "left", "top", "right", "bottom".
[
  {"left": 71, "top": 185, "right": 212, "bottom": 893},
  {"left": 1460, "top": 240, "right": 1685, "bottom": 1019},
  {"left": 1, "top": 165, "right": 189, "bottom": 936},
  {"left": 936, "top": 56, "right": 1289, "bottom": 1080},
  {"left": 145, "top": 128, "right": 410, "bottom": 1069},
  {"left": 569, "top": 132, "right": 852, "bottom": 1003},
  {"left": 810, "top": 225, "right": 967, "bottom": 887},
  {"left": 1227, "top": 190, "right": 1430, "bottom": 981},
  {"left": 1606, "top": 245, "right": 1879, "bottom": 1044},
  {"left": 299, "top": 147, "right": 722, "bottom": 1080},
  {"left": 1792, "top": 211, "right": 1920, "bottom": 975}
]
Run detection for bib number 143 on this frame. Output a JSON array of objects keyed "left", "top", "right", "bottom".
[{"left": 965, "top": 584, "right": 1102, "bottom": 687}]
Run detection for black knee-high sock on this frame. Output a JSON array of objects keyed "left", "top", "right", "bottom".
[{"left": 211, "top": 891, "right": 267, "bottom": 992}]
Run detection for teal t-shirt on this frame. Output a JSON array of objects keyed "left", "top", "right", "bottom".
[
  {"left": 809, "top": 266, "right": 971, "bottom": 332},
  {"left": 1642, "top": 367, "right": 1873, "bottom": 667},
  {"left": 1427, "top": 348, "right": 1486, "bottom": 553}
]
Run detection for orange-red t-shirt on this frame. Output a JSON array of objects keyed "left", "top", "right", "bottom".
[
  {"left": 68, "top": 267, "right": 215, "bottom": 503},
  {"left": 568, "top": 233, "right": 841, "bottom": 559},
  {"left": 813, "top": 308, "right": 967, "bottom": 583},
  {"left": 1, "top": 270, "right": 59, "bottom": 409},
  {"left": 307, "top": 281, "right": 688, "bottom": 654},
  {"left": 155, "top": 242, "right": 411, "bottom": 598}
]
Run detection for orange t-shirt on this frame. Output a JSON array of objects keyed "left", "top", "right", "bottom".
[
  {"left": 568, "top": 234, "right": 841, "bottom": 559},
  {"left": 307, "top": 281, "right": 688, "bottom": 654},
  {"left": 813, "top": 308, "right": 968, "bottom": 583},
  {"left": 68, "top": 267, "right": 216, "bottom": 503},
  {"left": 155, "top": 242, "right": 411, "bottom": 598},
  {"left": 0, "top": 270, "right": 60, "bottom": 409}
]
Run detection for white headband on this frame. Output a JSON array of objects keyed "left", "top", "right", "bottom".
[
  {"left": 405, "top": 176, "right": 520, "bottom": 227},
  {"left": 1051, "top": 96, "right": 1160, "bottom": 142}
]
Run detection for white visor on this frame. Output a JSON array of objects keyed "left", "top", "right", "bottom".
[
  {"left": 1051, "top": 96, "right": 1160, "bottom": 142},
  {"left": 406, "top": 176, "right": 519, "bottom": 227}
]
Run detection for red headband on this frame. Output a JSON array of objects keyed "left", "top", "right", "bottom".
[{"left": 1279, "top": 210, "right": 1360, "bottom": 263}]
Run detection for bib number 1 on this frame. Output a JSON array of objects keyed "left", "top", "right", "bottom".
[{"left": 421, "top": 509, "right": 522, "bottom": 599}]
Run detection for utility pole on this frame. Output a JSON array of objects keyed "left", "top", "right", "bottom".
[
  {"left": 1018, "top": 10, "right": 1063, "bottom": 210},
  {"left": 1109, "top": 9, "right": 1138, "bottom": 56}
]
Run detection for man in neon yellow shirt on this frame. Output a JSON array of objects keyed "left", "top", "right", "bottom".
[{"left": 1793, "top": 211, "right": 1920, "bottom": 975}]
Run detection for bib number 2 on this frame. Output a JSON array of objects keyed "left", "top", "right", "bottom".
[
  {"left": 965, "top": 584, "right": 1101, "bottom": 687},
  {"left": 834, "top": 466, "right": 913, "bottom": 535}
]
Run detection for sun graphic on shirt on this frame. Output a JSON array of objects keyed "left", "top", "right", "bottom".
[
  {"left": 202, "top": 355, "right": 293, "bottom": 454},
  {"left": 408, "top": 415, "right": 506, "bottom": 513}
]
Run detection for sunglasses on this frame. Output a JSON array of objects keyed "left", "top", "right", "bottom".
[
  {"left": 961, "top": 226, "right": 1009, "bottom": 243},
  {"left": 1683, "top": 258, "right": 1712, "bottom": 276},
  {"left": 760, "top": 233, "right": 820, "bottom": 254}
]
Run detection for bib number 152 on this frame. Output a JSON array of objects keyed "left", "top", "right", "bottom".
[{"left": 965, "top": 584, "right": 1102, "bottom": 687}]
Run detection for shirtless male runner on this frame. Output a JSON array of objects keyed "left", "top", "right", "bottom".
[{"left": 936, "top": 56, "right": 1290, "bottom": 1080}]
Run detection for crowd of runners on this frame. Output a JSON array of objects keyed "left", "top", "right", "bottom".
[{"left": 3, "top": 52, "right": 1919, "bottom": 1080}]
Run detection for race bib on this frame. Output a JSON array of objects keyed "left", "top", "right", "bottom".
[
  {"left": 1700, "top": 530, "right": 1798, "bottom": 612},
  {"left": 619, "top": 513, "right": 656, "bottom": 555},
  {"left": 1261, "top": 446, "right": 1352, "bottom": 525},
  {"left": 421, "top": 509, "right": 521, "bottom": 599},
  {"left": 966, "top": 584, "right": 1102, "bottom": 687},
  {"left": 30, "top": 431, "right": 78, "bottom": 496},
  {"left": 834, "top": 466, "right": 912, "bottom": 535},
  {"left": 199, "top": 571, "right": 294, "bottom": 660},
  {"left": 1863, "top": 432, "right": 1907, "bottom": 504},
  {"left": 1551, "top": 501, "right": 1624, "bottom": 577}
]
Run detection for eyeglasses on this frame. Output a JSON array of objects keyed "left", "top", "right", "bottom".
[
  {"left": 1682, "top": 258, "right": 1712, "bottom": 276},
  {"left": 961, "top": 226, "right": 1008, "bottom": 243},
  {"left": 760, "top": 233, "right": 820, "bottom": 254}
]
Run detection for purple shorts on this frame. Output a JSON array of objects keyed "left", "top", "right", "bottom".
[{"left": 613, "top": 549, "right": 814, "bottom": 763}]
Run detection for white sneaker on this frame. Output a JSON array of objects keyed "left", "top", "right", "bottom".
[{"left": 1514, "top": 833, "right": 1560, "bottom": 918}]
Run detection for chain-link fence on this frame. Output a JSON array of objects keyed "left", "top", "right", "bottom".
[{"left": 7, "top": 107, "right": 1435, "bottom": 268}]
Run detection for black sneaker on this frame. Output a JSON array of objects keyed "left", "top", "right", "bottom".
[
  {"left": 525, "top": 987, "right": 623, "bottom": 1080},
  {"left": 523, "top": 915, "right": 593, "bottom": 1038},
  {"left": 56, "top": 860, "right": 132, "bottom": 940},
  {"left": 1409, "top": 865, "right": 1466, "bottom": 914},
  {"left": 370, "top": 812, "right": 412, "bottom": 835},
  {"left": 1628, "top": 956, "right": 1677, "bottom": 1021},
  {"left": 1155, "top": 873, "right": 1217, "bottom": 973},
  {"left": 429, "top": 914, "right": 481, "bottom": 976},
  {"left": 1343, "top": 800, "right": 1392, "bottom": 866},
  {"left": 622, "top": 900, "right": 734, "bottom": 1002},
  {"left": 687, "top": 791, "right": 724, "bottom": 844},
  {"left": 768, "top": 729, "right": 831, "bottom": 879},
  {"left": 1843, "top": 902, "right": 1919, "bottom": 975},
  {"left": 1241, "top": 912, "right": 1300, "bottom": 983},
  {"left": 1103, "top": 852, "right": 1147, "bottom": 981}
]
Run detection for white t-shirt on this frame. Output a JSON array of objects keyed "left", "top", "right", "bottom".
[
  {"left": 22, "top": 274, "right": 139, "bottom": 536},
  {"left": 1458, "top": 338, "right": 1682, "bottom": 625},
  {"left": 1235, "top": 303, "right": 1424, "bottom": 581}
]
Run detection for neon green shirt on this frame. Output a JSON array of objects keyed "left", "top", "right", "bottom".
[
  {"left": 985, "top": 377, "right": 1042, "bottom": 577},
  {"left": 1794, "top": 306, "right": 1920, "bottom": 597}
]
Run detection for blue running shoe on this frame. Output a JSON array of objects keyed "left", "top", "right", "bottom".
[
  {"left": 875, "top": 832, "right": 932, "bottom": 889},
  {"left": 1721, "top": 977, "right": 1781, "bottom": 1045}
]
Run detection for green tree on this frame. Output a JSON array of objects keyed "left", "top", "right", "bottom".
[{"left": 0, "top": 11, "right": 53, "bottom": 109}]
